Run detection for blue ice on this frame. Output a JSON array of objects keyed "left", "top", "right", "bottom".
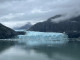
[{"left": 18, "top": 31, "right": 69, "bottom": 46}]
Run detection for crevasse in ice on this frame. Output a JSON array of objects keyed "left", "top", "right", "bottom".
[{"left": 18, "top": 31, "right": 69, "bottom": 46}]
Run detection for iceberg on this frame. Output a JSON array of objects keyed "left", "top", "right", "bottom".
[{"left": 18, "top": 31, "right": 69, "bottom": 46}]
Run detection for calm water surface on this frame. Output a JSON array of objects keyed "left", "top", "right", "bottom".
[{"left": 0, "top": 40, "right": 80, "bottom": 60}]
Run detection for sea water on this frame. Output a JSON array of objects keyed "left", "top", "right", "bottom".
[{"left": 0, "top": 31, "right": 80, "bottom": 60}]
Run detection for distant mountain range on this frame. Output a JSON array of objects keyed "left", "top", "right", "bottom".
[
  {"left": 14, "top": 22, "right": 32, "bottom": 30},
  {"left": 29, "top": 15, "right": 80, "bottom": 38}
]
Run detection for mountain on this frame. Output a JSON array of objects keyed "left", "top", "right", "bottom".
[
  {"left": 0, "top": 23, "right": 17, "bottom": 39},
  {"left": 29, "top": 15, "right": 80, "bottom": 38},
  {"left": 14, "top": 22, "right": 32, "bottom": 30}
]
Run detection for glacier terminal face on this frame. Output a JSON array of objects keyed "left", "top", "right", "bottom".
[{"left": 18, "top": 31, "right": 69, "bottom": 46}]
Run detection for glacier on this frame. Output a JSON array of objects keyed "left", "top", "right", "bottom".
[{"left": 18, "top": 31, "right": 69, "bottom": 46}]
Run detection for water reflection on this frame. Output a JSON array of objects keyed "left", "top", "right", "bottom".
[
  {"left": 19, "top": 41, "right": 80, "bottom": 60},
  {"left": 32, "top": 43, "right": 80, "bottom": 59},
  {"left": 0, "top": 40, "right": 16, "bottom": 53},
  {"left": 0, "top": 40, "right": 80, "bottom": 60}
]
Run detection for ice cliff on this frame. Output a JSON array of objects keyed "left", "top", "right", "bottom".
[{"left": 18, "top": 31, "right": 69, "bottom": 46}]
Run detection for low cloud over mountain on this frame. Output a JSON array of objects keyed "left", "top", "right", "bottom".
[{"left": 0, "top": 0, "right": 80, "bottom": 28}]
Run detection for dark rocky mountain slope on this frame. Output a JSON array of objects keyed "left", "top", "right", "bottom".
[
  {"left": 0, "top": 23, "right": 17, "bottom": 39},
  {"left": 29, "top": 15, "right": 80, "bottom": 38}
]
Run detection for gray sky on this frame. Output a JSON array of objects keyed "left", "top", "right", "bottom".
[{"left": 0, "top": 0, "right": 80, "bottom": 28}]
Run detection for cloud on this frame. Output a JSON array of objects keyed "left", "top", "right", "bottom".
[
  {"left": 0, "top": 13, "right": 25, "bottom": 20},
  {"left": 1, "top": 20, "right": 43, "bottom": 28},
  {"left": 2, "top": 21, "right": 28, "bottom": 28},
  {"left": 0, "top": 0, "right": 80, "bottom": 28},
  {"left": 0, "top": 0, "right": 24, "bottom": 3},
  {"left": 30, "top": 8, "right": 51, "bottom": 14}
]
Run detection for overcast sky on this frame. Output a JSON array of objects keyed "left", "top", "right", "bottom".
[{"left": 0, "top": 0, "right": 80, "bottom": 28}]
